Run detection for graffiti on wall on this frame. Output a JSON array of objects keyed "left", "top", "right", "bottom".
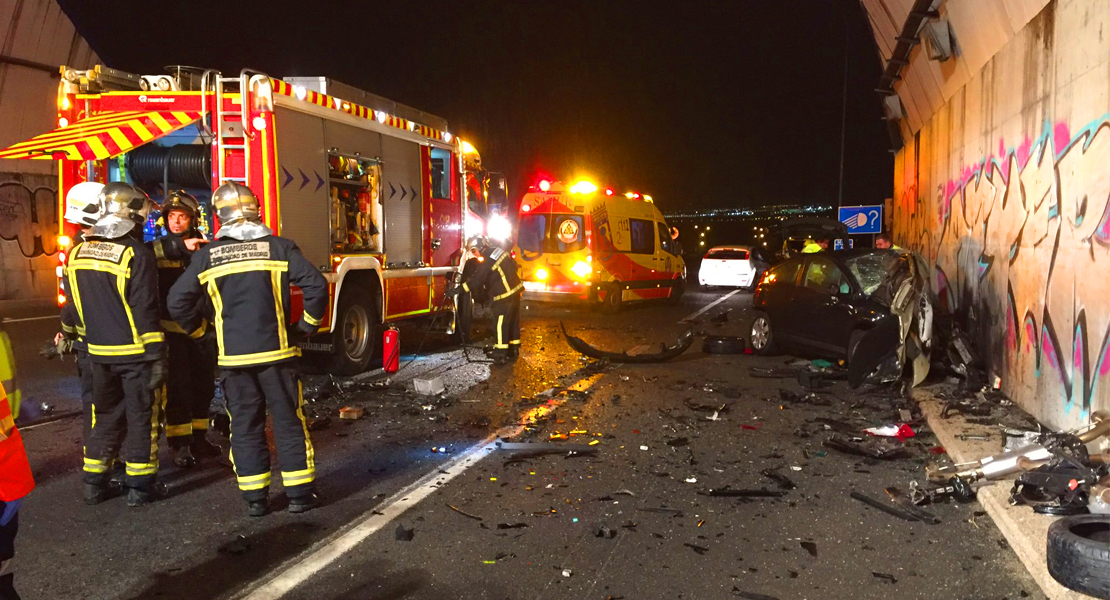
[
  {"left": 893, "top": 117, "right": 1110, "bottom": 419},
  {"left": 0, "top": 177, "right": 58, "bottom": 258}
]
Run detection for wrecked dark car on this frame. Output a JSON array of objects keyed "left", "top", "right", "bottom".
[{"left": 749, "top": 249, "right": 934, "bottom": 386}]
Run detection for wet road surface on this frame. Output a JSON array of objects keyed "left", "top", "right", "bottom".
[{"left": 8, "top": 288, "right": 1042, "bottom": 600}]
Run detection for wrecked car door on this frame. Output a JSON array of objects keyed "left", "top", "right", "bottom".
[
  {"left": 754, "top": 258, "right": 803, "bottom": 338},
  {"left": 792, "top": 257, "right": 856, "bottom": 354}
]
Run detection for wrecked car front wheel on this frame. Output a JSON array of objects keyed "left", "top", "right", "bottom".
[{"left": 749, "top": 312, "right": 775, "bottom": 355}]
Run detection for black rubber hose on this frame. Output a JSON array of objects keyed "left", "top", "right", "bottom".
[{"left": 127, "top": 144, "right": 211, "bottom": 189}]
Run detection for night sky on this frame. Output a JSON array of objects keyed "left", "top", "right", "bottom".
[{"left": 57, "top": 0, "right": 892, "bottom": 212}]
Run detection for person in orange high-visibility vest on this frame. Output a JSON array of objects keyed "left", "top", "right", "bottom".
[{"left": 0, "top": 380, "right": 35, "bottom": 599}]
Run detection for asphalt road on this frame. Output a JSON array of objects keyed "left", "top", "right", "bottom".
[{"left": 6, "top": 287, "right": 1043, "bottom": 600}]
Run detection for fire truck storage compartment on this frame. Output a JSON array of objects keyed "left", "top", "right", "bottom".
[
  {"left": 273, "top": 106, "right": 330, "bottom": 269},
  {"left": 323, "top": 119, "right": 382, "bottom": 255},
  {"left": 379, "top": 134, "right": 424, "bottom": 266}
]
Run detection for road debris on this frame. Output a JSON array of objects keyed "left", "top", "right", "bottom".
[
  {"left": 561, "top": 322, "right": 695, "bottom": 363},
  {"left": 684, "top": 542, "right": 710, "bottom": 555},
  {"left": 413, "top": 376, "right": 446, "bottom": 395},
  {"left": 595, "top": 525, "right": 617, "bottom": 539},
  {"left": 863, "top": 423, "right": 915, "bottom": 440},
  {"left": 872, "top": 572, "right": 898, "bottom": 584},
  {"left": 395, "top": 524, "right": 415, "bottom": 541},
  {"left": 446, "top": 503, "right": 484, "bottom": 521},
  {"left": 850, "top": 491, "right": 920, "bottom": 522},
  {"left": 699, "top": 487, "right": 786, "bottom": 498},
  {"left": 759, "top": 469, "right": 796, "bottom": 490},
  {"left": 338, "top": 406, "right": 364, "bottom": 420},
  {"left": 884, "top": 487, "right": 941, "bottom": 524},
  {"left": 823, "top": 434, "right": 909, "bottom": 460}
]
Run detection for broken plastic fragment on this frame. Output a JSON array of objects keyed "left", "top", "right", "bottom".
[{"left": 863, "top": 423, "right": 915, "bottom": 440}]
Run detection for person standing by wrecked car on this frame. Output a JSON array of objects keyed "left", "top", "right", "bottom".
[
  {"left": 166, "top": 183, "right": 328, "bottom": 517},
  {"left": 452, "top": 236, "right": 523, "bottom": 364},
  {"left": 149, "top": 191, "right": 220, "bottom": 468},
  {"left": 874, "top": 233, "right": 902, "bottom": 251}
]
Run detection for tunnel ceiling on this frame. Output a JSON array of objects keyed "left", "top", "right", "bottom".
[{"left": 859, "top": 0, "right": 1051, "bottom": 135}]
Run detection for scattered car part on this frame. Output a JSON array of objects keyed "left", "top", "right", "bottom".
[
  {"left": 1046, "top": 514, "right": 1110, "bottom": 599},
  {"left": 698, "top": 487, "right": 786, "bottom": 498},
  {"left": 849, "top": 491, "right": 920, "bottom": 522},
  {"left": 925, "top": 411, "right": 1110, "bottom": 484},
  {"left": 446, "top": 503, "right": 484, "bottom": 521},
  {"left": 702, "top": 335, "right": 745, "bottom": 354},
  {"left": 760, "top": 469, "right": 797, "bottom": 490},
  {"left": 1009, "top": 457, "right": 1104, "bottom": 515},
  {"left": 884, "top": 487, "right": 941, "bottom": 524},
  {"left": 824, "top": 434, "right": 909, "bottom": 460},
  {"left": 909, "top": 478, "right": 976, "bottom": 505},
  {"left": 1090, "top": 475, "right": 1110, "bottom": 515},
  {"left": 560, "top": 322, "right": 694, "bottom": 363},
  {"left": 941, "top": 400, "right": 993, "bottom": 419}
]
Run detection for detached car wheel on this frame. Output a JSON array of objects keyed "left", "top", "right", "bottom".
[
  {"left": 1047, "top": 514, "right": 1110, "bottom": 598},
  {"left": 703, "top": 335, "right": 745, "bottom": 354},
  {"left": 749, "top": 311, "right": 775, "bottom": 355}
]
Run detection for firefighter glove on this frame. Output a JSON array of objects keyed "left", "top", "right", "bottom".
[{"left": 149, "top": 355, "right": 169, "bottom": 391}]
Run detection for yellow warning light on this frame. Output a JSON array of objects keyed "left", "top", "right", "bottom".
[
  {"left": 461, "top": 140, "right": 477, "bottom": 154},
  {"left": 57, "top": 235, "right": 72, "bottom": 248},
  {"left": 569, "top": 180, "right": 597, "bottom": 195},
  {"left": 571, "top": 261, "right": 591, "bottom": 279},
  {"left": 535, "top": 268, "right": 549, "bottom": 281}
]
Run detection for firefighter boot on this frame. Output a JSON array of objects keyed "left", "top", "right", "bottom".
[
  {"left": 248, "top": 499, "right": 270, "bottom": 517},
  {"left": 83, "top": 483, "right": 112, "bottom": 505},
  {"left": 288, "top": 493, "right": 319, "bottom": 514},
  {"left": 125, "top": 487, "right": 153, "bottom": 508},
  {"left": 172, "top": 446, "right": 197, "bottom": 469},
  {"left": 192, "top": 431, "right": 222, "bottom": 460},
  {"left": 508, "top": 345, "right": 520, "bottom": 361}
]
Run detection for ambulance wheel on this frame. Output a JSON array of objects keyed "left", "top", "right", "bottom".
[
  {"left": 668, "top": 277, "right": 686, "bottom": 304},
  {"left": 600, "top": 284, "right": 623, "bottom": 314},
  {"left": 329, "top": 282, "right": 377, "bottom": 375}
]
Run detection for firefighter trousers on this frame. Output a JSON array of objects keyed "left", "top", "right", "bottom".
[
  {"left": 77, "top": 350, "right": 94, "bottom": 453},
  {"left": 163, "top": 333, "right": 216, "bottom": 448},
  {"left": 492, "top": 293, "right": 521, "bottom": 355},
  {"left": 84, "top": 361, "right": 159, "bottom": 490},
  {"left": 221, "top": 363, "right": 315, "bottom": 502},
  {"left": 456, "top": 292, "right": 473, "bottom": 345}
]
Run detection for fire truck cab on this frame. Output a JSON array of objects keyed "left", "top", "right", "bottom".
[
  {"left": 514, "top": 179, "right": 686, "bottom": 311},
  {"left": 0, "top": 65, "right": 488, "bottom": 374}
]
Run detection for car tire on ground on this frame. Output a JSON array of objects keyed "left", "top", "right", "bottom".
[
  {"left": 749, "top": 311, "right": 775, "bottom": 355},
  {"left": 703, "top": 335, "right": 745, "bottom": 354},
  {"left": 600, "top": 283, "right": 622, "bottom": 314},
  {"left": 327, "top": 282, "right": 377, "bottom": 375},
  {"left": 1047, "top": 514, "right": 1110, "bottom": 598}
]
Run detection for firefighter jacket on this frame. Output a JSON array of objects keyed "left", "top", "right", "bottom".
[
  {"left": 59, "top": 230, "right": 89, "bottom": 354},
  {"left": 61, "top": 234, "right": 165, "bottom": 364},
  {"left": 166, "top": 235, "right": 328, "bottom": 369},
  {"left": 149, "top": 233, "right": 208, "bottom": 337},
  {"left": 462, "top": 246, "right": 523, "bottom": 302},
  {"left": 0, "top": 383, "right": 35, "bottom": 502}
]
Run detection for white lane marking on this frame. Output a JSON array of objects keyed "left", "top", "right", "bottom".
[
  {"left": 2, "top": 315, "right": 58, "bottom": 323},
  {"left": 680, "top": 289, "right": 740, "bottom": 323},
  {"left": 238, "top": 373, "right": 604, "bottom": 600}
]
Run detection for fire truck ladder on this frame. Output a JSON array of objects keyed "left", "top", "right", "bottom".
[{"left": 212, "top": 72, "right": 254, "bottom": 185}]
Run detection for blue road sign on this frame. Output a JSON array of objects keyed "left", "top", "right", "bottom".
[{"left": 838, "top": 205, "right": 883, "bottom": 235}]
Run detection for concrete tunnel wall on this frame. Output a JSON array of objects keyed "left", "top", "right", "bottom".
[{"left": 888, "top": 0, "right": 1110, "bottom": 431}]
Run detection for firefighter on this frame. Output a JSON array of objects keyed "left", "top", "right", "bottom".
[
  {"left": 0, "top": 380, "right": 34, "bottom": 600},
  {"left": 60, "top": 182, "right": 166, "bottom": 507},
  {"left": 150, "top": 191, "right": 219, "bottom": 468},
  {"left": 55, "top": 182, "right": 104, "bottom": 471},
  {"left": 453, "top": 236, "right": 523, "bottom": 363},
  {"left": 801, "top": 238, "right": 824, "bottom": 253},
  {"left": 455, "top": 236, "right": 488, "bottom": 345},
  {"left": 167, "top": 183, "right": 327, "bottom": 517}
]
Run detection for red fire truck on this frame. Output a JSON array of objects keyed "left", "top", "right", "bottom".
[{"left": 0, "top": 65, "right": 501, "bottom": 374}]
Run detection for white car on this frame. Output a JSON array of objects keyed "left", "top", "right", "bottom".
[{"left": 698, "top": 246, "right": 770, "bottom": 290}]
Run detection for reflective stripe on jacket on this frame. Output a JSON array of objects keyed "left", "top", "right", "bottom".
[
  {"left": 462, "top": 246, "right": 523, "bottom": 302},
  {"left": 167, "top": 235, "right": 328, "bottom": 368},
  {"left": 62, "top": 236, "right": 164, "bottom": 363}
]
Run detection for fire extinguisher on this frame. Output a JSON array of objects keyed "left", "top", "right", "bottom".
[{"left": 383, "top": 325, "right": 400, "bottom": 373}]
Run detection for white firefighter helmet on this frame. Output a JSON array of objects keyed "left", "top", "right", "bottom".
[
  {"left": 63, "top": 182, "right": 105, "bottom": 227},
  {"left": 212, "top": 182, "right": 271, "bottom": 241},
  {"left": 465, "top": 235, "right": 490, "bottom": 252},
  {"left": 87, "top": 182, "right": 152, "bottom": 239}
]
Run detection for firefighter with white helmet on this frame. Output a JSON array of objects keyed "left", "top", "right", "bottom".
[
  {"left": 56, "top": 182, "right": 105, "bottom": 482},
  {"left": 167, "top": 183, "right": 328, "bottom": 516},
  {"left": 60, "top": 182, "right": 166, "bottom": 507},
  {"left": 149, "top": 191, "right": 219, "bottom": 468},
  {"left": 455, "top": 235, "right": 489, "bottom": 345}
]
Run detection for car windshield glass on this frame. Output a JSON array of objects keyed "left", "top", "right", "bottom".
[
  {"left": 518, "top": 214, "right": 585, "bottom": 253},
  {"left": 707, "top": 250, "right": 749, "bottom": 260},
  {"left": 845, "top": 252, "right": 900, "bottom": 296}
]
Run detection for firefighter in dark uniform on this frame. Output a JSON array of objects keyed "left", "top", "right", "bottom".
[
  {"left": 454, "top": 236, "right": 488, "bottom": 345},
  {"left": 150, "top": 191, "right": 219, "bottom": 468},
  {"left": 167, "top": 183, "right": 328, "bottom": 517},
  {"left": 454, "top": 236, "right": 523, "bottom": 363},
  {"left": 60, "top": 183, "right": 166, "bottom": 507}
]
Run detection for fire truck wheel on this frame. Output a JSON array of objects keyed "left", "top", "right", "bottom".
[
  {"left": 600, "top": 284, "right": 623, "bottom": 314},
  {"left": 329, "top": 282, "right": 377, "bottom": 375}
]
